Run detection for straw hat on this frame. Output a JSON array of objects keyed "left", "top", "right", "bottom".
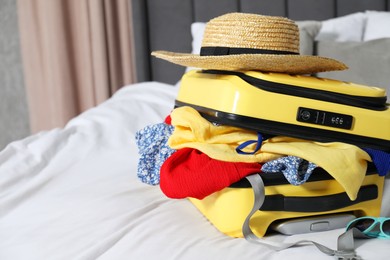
[{"left": 151, "top": 13, "right": 347, "bottom": 74}]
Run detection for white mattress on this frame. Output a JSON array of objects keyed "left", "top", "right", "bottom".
[{"left": 0, "top": 82, "right": 388, "bottom": 260}]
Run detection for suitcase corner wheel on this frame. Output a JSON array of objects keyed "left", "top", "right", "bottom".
[{"left": 188, "top": 172, "right": 385, "bottom": 238}]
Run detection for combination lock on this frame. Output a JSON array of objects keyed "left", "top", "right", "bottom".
[{"left": 296, "top": 107, "right": 353, "bottom": 130}]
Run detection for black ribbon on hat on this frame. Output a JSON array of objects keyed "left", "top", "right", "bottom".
[{"left": 200, "top": 46, "right": 299, "bottom": 56}]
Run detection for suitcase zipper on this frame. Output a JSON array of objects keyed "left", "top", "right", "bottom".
[{"left": 174, "top": 100, "right": 390, "bottom": 152}]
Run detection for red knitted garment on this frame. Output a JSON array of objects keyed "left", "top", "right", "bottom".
[
  {"left": 160, "top": 148, "right": 261, "bottom": 199},
  {"left": 164, "top": 115, "right": 172, "bottom": 125}
]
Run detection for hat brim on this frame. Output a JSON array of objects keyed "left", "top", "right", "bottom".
[{"left": 152, "top": 51, "right": 348, "bottom": 74}]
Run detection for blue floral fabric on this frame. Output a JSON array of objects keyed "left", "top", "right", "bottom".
[
  {"left": 262, "top": 156, "right": 317, "bottom": 185},
  {"left": 135, "top": 123, "right": 175, "bottom": 185}
]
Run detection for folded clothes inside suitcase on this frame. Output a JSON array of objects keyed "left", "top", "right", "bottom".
[
  {"left": 171, "top": 69, "right": 388, "bottom": 238},
  {"left": 175, "top": 70, "right": 390, "bottom": 152}
]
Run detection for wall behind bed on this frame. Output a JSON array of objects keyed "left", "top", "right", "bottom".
[
  {"left": 131, "top": 0, "right": 390, "bottom": 85},
  {"left": 0, "top": 0, "right": 30, "bottom": 150}
]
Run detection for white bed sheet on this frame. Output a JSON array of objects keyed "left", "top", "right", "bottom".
[{"left": 0, "top": 82, "right": 389, "bottom": 260}]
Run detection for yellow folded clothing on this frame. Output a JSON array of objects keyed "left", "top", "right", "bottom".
[
  {"left": 169, "top": 106, "right": 281, "bottom": 163},
  {"left": 168, "top": 106, "right": 372, "bottom": 200}
]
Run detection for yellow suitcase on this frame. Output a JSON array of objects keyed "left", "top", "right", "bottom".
[
  {"left": 176, "top": 70, "right": 387, "bottom": 237},
  {"left": 175, "top": 70, "right": 390, "bottom": 152},
  {"left": 189, "top": 165, "right": 384, "bottom": 238}
]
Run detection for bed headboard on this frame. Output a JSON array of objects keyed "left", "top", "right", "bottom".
[{"left": 131, "top": 0, "right": 390, "bottom": 84}]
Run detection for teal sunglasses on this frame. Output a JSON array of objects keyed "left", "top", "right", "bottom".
[{"left": 346, "top": 217, "right": 390, "bottom": 239}]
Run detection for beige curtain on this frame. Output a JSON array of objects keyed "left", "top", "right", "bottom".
[{"left": 17, "top": 0, "right": 136, "bottom": 133}]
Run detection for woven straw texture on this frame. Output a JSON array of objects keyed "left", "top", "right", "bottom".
[
  {"left": 202, "top": 13, "right": 299, "bottom": 53},
  {"left": 152, "top": 13, "right": 347, "bottom": 74}
]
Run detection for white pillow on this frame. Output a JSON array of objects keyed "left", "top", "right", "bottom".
[
  {"left": 296, "top": 20, "right": 322, "bottom": 55},
  {"left": 363, "top": 11, "right": 390, "bottom": 41},
  {"left": 191, "top": 22, "right": 206, "bottom": 54},
  {"left": 185, "top": 22, "right": 206, "bottom": 73},
  {"left": 315, "top": 12, "right": 366, "bottom": 42}
]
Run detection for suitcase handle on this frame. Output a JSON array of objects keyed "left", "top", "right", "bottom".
[
  {"left": 260, "top": 185, "right": 378, "bottom": 212},
  {"left": 243, "top": 174, "right": 361, "bottom": 259}
]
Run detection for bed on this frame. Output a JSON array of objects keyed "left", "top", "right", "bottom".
[{"left": 1, "top": 0, "right": 390, "bottom": 259}]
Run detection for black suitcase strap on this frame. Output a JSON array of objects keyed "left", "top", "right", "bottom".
[{"left": 260, "top": 185, "right": 377, "bottom": 212}]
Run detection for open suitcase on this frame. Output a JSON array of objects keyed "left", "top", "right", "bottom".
[
  {"left": 175, "top": 70, "right": 388, "bottom": 237},
  {"left": 175, "top": 70, "right": 390, "bottom": 152}
]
